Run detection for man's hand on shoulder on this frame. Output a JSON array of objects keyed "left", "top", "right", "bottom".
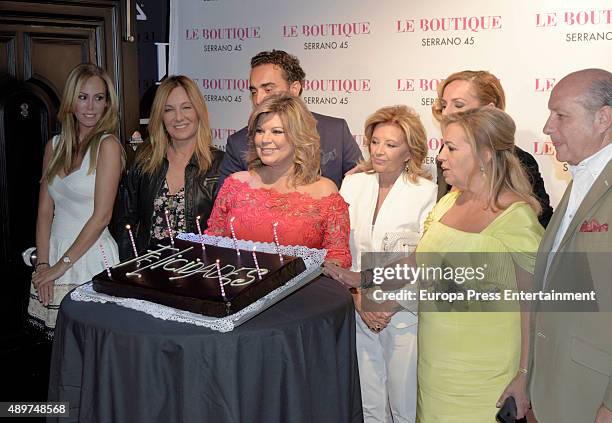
[
  {"left": 316, "top": 177, "right": 339, "bottom": 196},
  {"left": 229, "top": 171, "right": 251, "bottom": 182},
  {"left": 345, "top": 163, "right": 366, "bottom": 176},
  {"left": 595, "top": 404, "right": 612, "bottom": 423}
]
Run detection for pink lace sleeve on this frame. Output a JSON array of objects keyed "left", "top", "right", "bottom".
[
  {"left": 204, "top": 178, "right": 236, "bottom": 236},
  {"left": 320, "top": 193, "right": 352, "bottom": 268}
]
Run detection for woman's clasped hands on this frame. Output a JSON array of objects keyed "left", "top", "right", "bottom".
[
  {"left": 323, "top": 261, "right": 393, "bottom": 333},
  {"left": 31, "top": 262, "right": 69, "bottom": 306}
]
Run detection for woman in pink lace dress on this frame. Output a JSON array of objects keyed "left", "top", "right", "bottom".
[{"left": 206, "top": 93, "right": 351, "bottom": 268}]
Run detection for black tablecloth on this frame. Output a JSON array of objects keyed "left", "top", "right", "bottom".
[{"left": 47, "top": 277, "right": 363, "bottom": 423}]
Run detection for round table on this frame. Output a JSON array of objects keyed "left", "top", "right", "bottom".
[{"left": 47, "top": 277, "right": 363, "bottom": 423}]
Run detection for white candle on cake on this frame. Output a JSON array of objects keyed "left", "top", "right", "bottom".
[
  {"left": 252, "top": 245, "right": 262, "bottom": 280},
  {"left": 99, "top": 243, "right": 112, "bottom": 277},
  {"left": 164, "top": 209, "right": 174, "bottom": 247},
  {"left": 125, "top": 224, "right": 138, "bottom": 257},
  {"left": 229, "top": 216, "right": 240, "bottom": 256},
  {"left": 195, "top": 215, "right": 206, "bottom": 251},
  {"left": 273, "top": 222, "right": 283, "bottom": 262},
  {"left": 215, "top": 259, "right": 227, "bottom": 301}
]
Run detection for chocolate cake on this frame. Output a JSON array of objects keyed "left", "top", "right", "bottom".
[{"left": 92, "top": 238, "right": 306, "bottom": 317}]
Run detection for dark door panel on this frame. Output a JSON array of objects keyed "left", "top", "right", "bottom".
[{"left": 0, "top": 1, "right": 138, "bottom": 401}]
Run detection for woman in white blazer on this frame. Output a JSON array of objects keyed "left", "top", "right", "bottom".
[{"left": 340, "top": 105, "right": 436, "bottom": 423}]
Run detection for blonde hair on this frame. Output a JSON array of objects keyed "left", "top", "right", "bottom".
[
  {"left": 361, "top": 105, "right": 431, "bottom": 183},
  {"left": 441, "top": 107, "right": 541, "bottom": 214},
  {"left": 136, "top": 75, "right": 214, "bottom": 175},
  {"left": 432, "top": 70, "right": 505, "bottom": 122},
  {"left": 44, "top": 63, "right": 120, "bottom": 183},
  {"left": 246, "top": 93, "right": 320, "bottom": 186}
]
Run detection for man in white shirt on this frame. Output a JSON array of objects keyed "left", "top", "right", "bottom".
[{"left": 529, "top": 68, "right": 612, "bottom": 422}]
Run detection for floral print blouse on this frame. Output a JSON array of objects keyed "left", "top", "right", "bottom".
[{"left": 151, "top": 180, "right": 186, "bottom": 240}]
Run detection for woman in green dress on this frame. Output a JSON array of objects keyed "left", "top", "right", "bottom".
[{"left": 415, "top": 107, "right": 543, "bottom": 422}]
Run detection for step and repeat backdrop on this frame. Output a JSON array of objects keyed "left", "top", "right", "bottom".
[{"left": 169, "top": 0, "right": 612, "bottom": 206}]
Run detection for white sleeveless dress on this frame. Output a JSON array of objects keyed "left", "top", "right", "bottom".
[{"left": 28, "top": 135, "right": 120, "bottom": 335}]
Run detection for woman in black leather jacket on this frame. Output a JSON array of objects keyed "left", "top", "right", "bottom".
[{"left": 115, "top": 75, "right": 224, "bottom": 259}]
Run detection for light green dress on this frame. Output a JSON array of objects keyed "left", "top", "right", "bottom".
[{"left": 416, "top": 191, "right": 544, "bottom": 422}]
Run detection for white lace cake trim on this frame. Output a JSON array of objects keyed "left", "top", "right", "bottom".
[{"left": 71, "top": 234, "right": 326, "bottom": 332}]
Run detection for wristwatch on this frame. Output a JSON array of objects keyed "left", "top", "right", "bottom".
[{"left": 61, "top": 255, "right": 72, "bottom": 267}]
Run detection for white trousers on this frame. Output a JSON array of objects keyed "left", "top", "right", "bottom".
[{"left": 356, "top": 312, "right": 418, "bottom": 423}]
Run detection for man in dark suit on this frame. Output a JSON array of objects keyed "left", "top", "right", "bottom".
[
  {"left": 216, "top": 50, "right": 362, "bottom": 191},
  {"left": 529, "top": 68, "right": 612, "bottom": 422}
]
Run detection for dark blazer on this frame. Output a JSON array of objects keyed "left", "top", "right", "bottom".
[
  {"left": 114, "top": 147, "right": 224, "bottom": 260},
  {"left": 436, "top": 146, "right": 554, "bottom": 227},
  {"left": 216, "top": 112, "right": 362, "bottom": 192}
]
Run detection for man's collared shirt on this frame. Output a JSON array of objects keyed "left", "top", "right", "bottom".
[{"left": 543, "top": 142, "right": 612, "bottom": 287}]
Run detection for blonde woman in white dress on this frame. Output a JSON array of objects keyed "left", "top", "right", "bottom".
[
  {"left": 338, "top": 106, "right": 436, "bottom": 423},
  {"left": 29, "top": 63, "right": 124, "bottom": 336}
]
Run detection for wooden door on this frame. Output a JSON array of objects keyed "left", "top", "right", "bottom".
[{"left": 0, "top": 0, "right": 138, "bottom": 339}]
